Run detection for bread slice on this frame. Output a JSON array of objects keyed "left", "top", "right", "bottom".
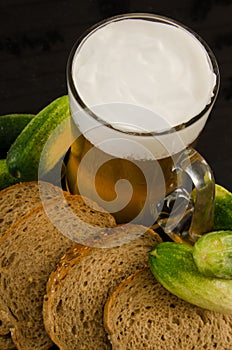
[
  {"left": 104, "top": 268, "right": 232, "bottom": 350},
  {"left": 43, "top": 226, "right": 162, "bottom": 350},
  {"left": 0, "top": 193, "right": 116, "bottom": 350},
  {"left": 0, "top": 181, "right": 63, "bottom": 236}
]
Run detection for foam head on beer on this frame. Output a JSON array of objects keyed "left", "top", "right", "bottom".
[{"left": 69, "top": 16, "right": 217, "bottom": 159}]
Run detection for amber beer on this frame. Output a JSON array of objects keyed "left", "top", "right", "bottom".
[
  {"left": 66, "top": 14, "right": 219, "bottom": 231},
  {"left": 66, "top": 136, "right": 179, "bottom": 225}
]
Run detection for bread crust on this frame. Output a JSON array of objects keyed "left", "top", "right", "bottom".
[
  {"left": 103, "top": 269, "right": 144, "bottom": 335},
  {"left": 0, "top": 180, "right": 37, "bottom": 195},
  {"left": 43, "top": 244, "right": 91, "bottom": 348}
]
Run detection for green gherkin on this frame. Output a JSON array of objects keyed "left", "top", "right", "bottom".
[
  {"left": 0, "top": 159, "right": 19, "bottom": 190},
  {"left": 193, "top": 231, "right": 232, "bottom": 279},
  {"left": 149, "top": 242, "right": 232, "bottom": 314},
  {"left": 6, "top": 96, "right": 70, "bottom": 181},
  {"left": 214, "top": 185, "right": 232, "bottom": 231},
  {"left": 191, "top": 184, "right": 232, "bottom": 231},
  {"left": 0, "top": 113, "right": 34, "bottom": 155}
]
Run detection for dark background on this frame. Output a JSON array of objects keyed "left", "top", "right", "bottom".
[{"left": 0, "top": 0, "right": 231, "bottom": 190}]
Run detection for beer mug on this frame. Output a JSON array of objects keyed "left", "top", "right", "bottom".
[{"left": 64, "top": 13, "right": 219, "bottom": 245}]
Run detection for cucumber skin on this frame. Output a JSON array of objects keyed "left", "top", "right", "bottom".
[
  {"left": 6, "top": 96, "right": 70, "bottom": 181},
  {"left": 193, "top": 231, "right": 232, "bottom": 279},
  {"left": 149, "top": 242, "right": 232, "bottom": 314},
  {"left": 0, "top": 114, "right": 34, "bottom": 154},
  {"left": 192, "top": 185, "right": 232, "bottom": 231},
  {"left": 0, "top": 159, "right": 20, "bottom": 190},
  {"left": 214, "top": 185, "right": 232, "bottom": 230}
]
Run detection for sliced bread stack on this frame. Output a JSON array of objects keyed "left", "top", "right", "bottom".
[
  {"left": 0, "top": 190, "right": 116, "bottom": 350},
  {"left": 43, "top": 226, "right": 162, "bottom": 350},
  {"left": 0, "top": 181, "right": 64, "bottom": 350},
  {"left": 3, "top": 181, "right": 229, "bottom": 350},
  {"left": 104, "top": 268, "right": 232, "bottom": 350},
  {"left": 43, "top": 242, "right": 232, "bottom": 350}
]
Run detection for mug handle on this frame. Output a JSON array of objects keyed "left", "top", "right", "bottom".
[{"left": 157, "top": 148, "right": 215, "bottom": 244}]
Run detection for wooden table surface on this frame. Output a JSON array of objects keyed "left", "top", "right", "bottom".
[{"left": 0, "top": 0, "right": 231, "bottom": 191}]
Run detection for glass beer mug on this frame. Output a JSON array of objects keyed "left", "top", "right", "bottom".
[{"left": 64, "top": 13, "right": 219, "bottom": 245}]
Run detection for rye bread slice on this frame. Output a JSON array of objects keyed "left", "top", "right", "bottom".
[
  {"left": 0, "top": 193, "right": 116, "bottom": 350},
  {"left": 43, "top": 226, "right": 162, "bottom": 350},
  {"left": 0, "top": 181, "right": 63, "bottom": 236},
  {"left": 104, "top": 268, "right": 232, "bottom": 350}
]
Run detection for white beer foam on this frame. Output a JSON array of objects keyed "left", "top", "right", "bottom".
[
  {"left": 72, "top": 19, "right": 216, "bottom": 131},
  {"left": 69, "top": 18, "right": 217, "bottom": 159}
]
